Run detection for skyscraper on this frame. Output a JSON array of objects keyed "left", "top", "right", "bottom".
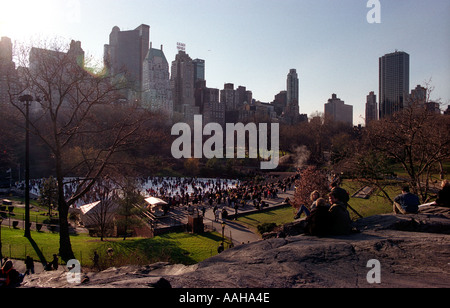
[
  {"left": 283, "top": 69, "right": 300, "bottom": 125},
  {"left": 192, "top": 58, "right": 205, "bottom": 83},
  {"left": 221, "top": 83, "right": 235, "bottom": 111},
  {"left": 171, "top": 50, "right": 199, "bottom": 123},
  {"left": 142, "top": 43, "right": 173, "bottom": 120},
  {"left": 324, "top": 93, "right": 353, "bottom": 126},
  {"left": 379, "top": 51, "right": 410, "bottom": 118},
  {"left": 0, "top": 37, "right": 16, "bottom": 109},
  {"left": 365, "top": 91, "right": 378, "bottom": 126},
  {"left": 104, "top": 24, "right": 150, "bottom": 94},
  {"left": 286, "top": 69, "right": 299, "bottom": 108}
]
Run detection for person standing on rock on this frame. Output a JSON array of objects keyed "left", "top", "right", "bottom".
[
  {"left": 93, "top": 251, "right": 100, "bottom": 271},
  {"left": 25, "top": 256, "right": 34, "bottom": 275}
]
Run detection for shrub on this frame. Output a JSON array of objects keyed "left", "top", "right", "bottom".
[{"left": 257, "top": 222, "right": 277, "bottom": 234}]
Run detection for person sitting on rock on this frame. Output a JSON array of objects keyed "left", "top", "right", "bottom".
[
  {"left": 327, "top": 190, "right": 352, "bottom": 235},
  {"left": 304, "top": 198, "right": 331, "bottom": 236},
  {"left": 435, "top": 180, "right": 450, "bottom": 208},
  {"left": 294, "top": 190, "right": 320, "bottom": 219},
  {"left": 393, "top": 186, "right": 420, "bottom": 214},
  {"left": 0, "top": 260, "right": 23, "bottom": 288}
]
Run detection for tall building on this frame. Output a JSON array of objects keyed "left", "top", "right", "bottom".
[
  {"left": 28, "top": 40, "right": 85, "bottom": 113},
  {"left": 272, "top": 91, "right": 287, "bottom": 116},
  {"left": 142, "top": 43, "right": 173, "bottom": 119},
  {"left": 365, "top": 91, "right": 378, "bottom": 126},
  {"left": 29, "top": 40, "right": 85, "bottom": 75},
  {"left": 283, "top": 69, "right": 300, "bottom": 125},
  {"left": 192, "top": 58, "right": 205, "bottom": 83},
  {"left": 286, "top": 69, "right": 299, "bottom": 107},
  {"left": 408, "top": 84, "right": 427, "bottom": 106},
  {"left": 171, "top": 50, "right": 199, "bottom": 123},
  {"left": 201, "top": 87, "right": 225, "bottom": 127},
  {"left": 104, "top": 24, "right": 150, "bottom": 95},
  {"left": 324, "top": 93, "right": 353, "bottom": 126},
  {"left": 0, "top": 37, "right": 16, "bottom": 109},
  {"left": 221, "top": 83, "right": 235, "bottom": 111},
  {"left": 234, "top": 86, "right": 249, "bottom": 110},
  {"left": 379, "top": 51, "right": 410, "bottom": 118}
]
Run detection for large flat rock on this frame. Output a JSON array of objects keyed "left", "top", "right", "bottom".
[{"left": 20, "top": 207, "right": 450, "bottom": 288}]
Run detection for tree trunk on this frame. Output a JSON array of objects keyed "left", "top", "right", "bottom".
[
  {"left": 56, "top": 161, "right": 75, "bottom": 262},
  {"left": 58, "top": 198, "right": 75, "bottom": 261}
]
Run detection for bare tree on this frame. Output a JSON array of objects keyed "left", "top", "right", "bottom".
[
  {"left": 8, "top": 39, "right": 150, "bottom": 261},
  {"left": 82, "top": 178, "right": 119, "bottom": 241},
  {"left": 340, "top": 86, "right": 450, "bottom": 204}
]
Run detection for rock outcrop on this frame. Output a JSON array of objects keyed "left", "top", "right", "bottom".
[{"left": 21, "top": 206, "right": 450, "bottom": 288}]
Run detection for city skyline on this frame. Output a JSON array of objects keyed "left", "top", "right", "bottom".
[{"left": 1, "top": 0, "right": 449, "bottom": 125}]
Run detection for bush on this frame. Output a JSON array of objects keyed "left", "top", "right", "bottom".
[
  {"left": 257, "top": 222, "right": 277, "bottom": 234},
  {"left": 294, "top": 166, "right": 330, "bottom": 209}
]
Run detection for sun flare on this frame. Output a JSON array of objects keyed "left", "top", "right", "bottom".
[{"left": 0, "top": 0, "right": 63, "bottom": 41}]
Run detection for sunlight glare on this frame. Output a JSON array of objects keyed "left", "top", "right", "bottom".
[{"left": 0, "top": 0, "right": 64, "bottom": 41}]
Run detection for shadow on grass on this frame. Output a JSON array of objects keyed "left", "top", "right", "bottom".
[
  {"left": 25, "top": 235, "right": 48, "bottom": 267},
  {"left": 93, "top": 237, "right": 198, "bottom": 269}
]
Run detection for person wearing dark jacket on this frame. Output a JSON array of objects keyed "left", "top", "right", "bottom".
[
  {"left": 435, "top": 180, "right": 450, "bottom": 208},
  {"left": 304, "top": 198, "right": 330, "bottom": 236},
  {"left": 327, "top": 190, "right": 352, "bottom": 235},
  {"left": 393, "top": 186, "right": 420, "bottom": 214},
  {"left": 0, "top": 260, "right": 23, "bottom": 288}
]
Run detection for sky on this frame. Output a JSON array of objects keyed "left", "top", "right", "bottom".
[{"left": 1, "top": 0, "right": 449, "bottom": 125}]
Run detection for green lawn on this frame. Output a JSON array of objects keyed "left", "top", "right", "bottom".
[
  {"left": 236, "top": 180, "right": 397, "bottom": 232},
  {"left": 236, "top": 206, "right": 296, "bottom": 233},
  {"left": 341, "top": 180, "right": 396, "bottom": 219},
  {"left": 0, "top": 227, "right": 227, "bottom": 269},
  {"left": 1, "top": 196, "right": 59, "bottom": 224}
]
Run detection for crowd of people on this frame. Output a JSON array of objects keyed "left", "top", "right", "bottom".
[
  {"left": 3, "top": 175, "right": 449, "bottom": 288},
  {"left": 141, "top": 175, "right": 298, "bottom": 216}
]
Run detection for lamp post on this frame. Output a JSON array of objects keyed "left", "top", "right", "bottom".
[
  {"left": 0, "top": 217, "right": 3, "bottom": 265},
  {"left": 19, "top": 94, "right": 34, "bottom": 238}
]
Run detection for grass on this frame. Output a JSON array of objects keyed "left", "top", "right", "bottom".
[
  {"left": 0, "top": 227, "right": 227, "bottom": 269},
  {"left": 341, "top": 180, "right": 396, "bottom": 219},
  {"left": 236, "top": 206, "right": 296, "bottom": 233},
  {"left": 1, "top": 196, "right": 59, "bottom": 224},
  {"left": 236, "top": 179, "right": 399, "bottom": 232}
]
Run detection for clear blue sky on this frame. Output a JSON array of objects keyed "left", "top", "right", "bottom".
[{"left": 1, "top": 0, "right": 449, "bottom": 125}]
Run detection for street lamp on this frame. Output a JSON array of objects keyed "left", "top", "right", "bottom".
[
  {"left": 19, "top": 94, "right": 35, "bottom": 238},
  {"left": 0, "top": 217, "right": 3, "bottom": 265}
]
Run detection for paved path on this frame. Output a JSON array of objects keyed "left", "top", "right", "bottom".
[
  {"left": 201, "top": 189, "right": 295, "bottom": 246},
  {"left": 150, "top": 189, "right": 295, "bottom": 246},
  {"left": 2, "top": 190, "right": 295, "bottom": 277},
  {"left": 2, "top": 188, "right": 295, "bottom": 248}
]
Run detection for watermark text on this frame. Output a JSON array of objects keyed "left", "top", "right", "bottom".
[
  {"left": 367, "top": 0, "right": 381, "bottom": 24},
  {"left": 171, "top": 115, "right": 279, "bottom": 170}
]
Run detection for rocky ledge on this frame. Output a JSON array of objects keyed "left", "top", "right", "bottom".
[{"left": 21, "top": 206, "right": 450, "bottom": 288}]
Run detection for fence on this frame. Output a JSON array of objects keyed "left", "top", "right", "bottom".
[{"left": 1, "top": 242, "right": 90, "bottom": 267}]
